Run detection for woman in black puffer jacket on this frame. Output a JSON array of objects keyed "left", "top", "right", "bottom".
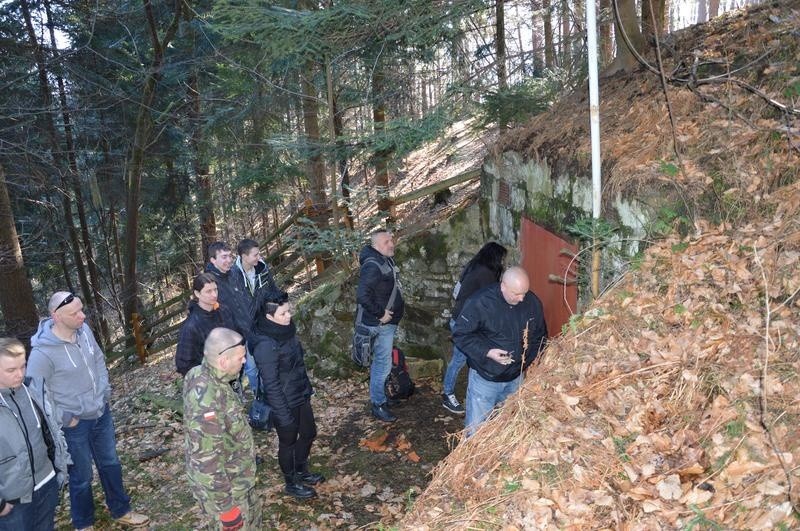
[{"left": 249, "top": 290, "right": 323, "bottom": 499}]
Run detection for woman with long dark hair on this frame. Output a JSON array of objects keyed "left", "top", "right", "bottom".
[
  {"left": 249, "top": 290, "right": 323, "bottom": 499},
  {"left": 175, "top": 273, "right": 237, "bottom": 376},
  {"left": 441, "top": 242, "right": 508, "bottom": 414}
]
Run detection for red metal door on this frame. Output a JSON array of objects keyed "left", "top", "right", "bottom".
[{"left": 519, "top": 219, "right": 578, "bottom": 338}]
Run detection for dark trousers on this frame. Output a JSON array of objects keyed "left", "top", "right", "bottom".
[
  {"left": 273, "top": 400, "right": 317, "bottom": 476},
  {"left": 0, "top": 475, "right": 59, "bottom": 531}
]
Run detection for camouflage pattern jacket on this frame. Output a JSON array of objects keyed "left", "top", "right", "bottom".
[{"left": 183, "top": 358, "right": 256, "bottom": 513}]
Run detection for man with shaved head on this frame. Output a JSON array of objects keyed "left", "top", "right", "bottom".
[
  {"left": 452, "top": 266, "right": 548, "bottom": 436},
  {"left": 184, "top": 327, "right": 260, "bottom": 530},
  {"left": 28, "top": 292, "right": 149, "bottom": 530}
]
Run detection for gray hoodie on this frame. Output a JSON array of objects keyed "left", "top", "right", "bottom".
[{"left": 28, "top": 319, "right": 111, "bottom": 426}]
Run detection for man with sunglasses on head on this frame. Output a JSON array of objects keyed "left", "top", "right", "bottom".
[
  {"left": 184, "top": 327, "right": 260, "bottom": 530},
  {"left": 28, "top": 292, "right": 149, "bottom": 530}
]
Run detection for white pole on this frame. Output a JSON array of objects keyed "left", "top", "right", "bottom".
[{"left": 586, "top": 0, "right": 602, "bottom": 297}]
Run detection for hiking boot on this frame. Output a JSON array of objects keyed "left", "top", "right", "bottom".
[
  {"left": 115, "top": 511, "right": 150, "bottom": 527},
  {"left": 371, "top": 402, "right": 397, "bottom": 423},
  {"left": 442, "top": 393, "right": 465, "bottom": 415},
  {"left": 284, "top": 474, "right": 317, "bottom": 499},
  {"left": 298, "top": 470, "right": 326, "bottom": 485}
]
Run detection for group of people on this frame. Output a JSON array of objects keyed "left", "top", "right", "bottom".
[
  {"left": 177, "top": 238, "right": 323, "bottom": 530},
  {"left": 0, "top": 230, "right": 548, "bottom": 531},
  {"left": 1, "top": 293, "right": 150, "bottom": 530},
  {"left": 356, "top": 232, "right": 548, "bottom": 436}
]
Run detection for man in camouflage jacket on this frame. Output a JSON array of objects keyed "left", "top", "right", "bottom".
[{"left": 183, "top": 328, "right": 260, "bottom": 530}]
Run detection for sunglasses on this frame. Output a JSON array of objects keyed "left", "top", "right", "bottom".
[
  {"left": 216, "top": 337, "right": 246, "bottom": 357},
  {"left": 55, "top": 293, "right": 75, "bottom": 312}
]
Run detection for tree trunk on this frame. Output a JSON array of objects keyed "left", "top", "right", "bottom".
[
  {"left": 709, "top": 0, "right": 719, "bottom": 18},
  {"left": 560, "top": 0, "right": 570, "bottom": 69},
  {"left": 43, "top": 0, "right": 109, "bottom": 347},
  {"left": 20, "top": 0, "right": 95, "bottom": 317},
  {"left": 122, "top": 0, "right": 182, "bottom": 335},
  {"left": 697, "top": 0, "right": 708, "bottom": 22},
  {"left": 606, "top": 0, "right": 647, "bottom": 74},
  {"left": 332, "top": 84, "right": 354, "bottom": 229},
  {"left": 600, "top": 0, "right": 614, "bottom": 64},
  {"left": 301, "top": 66, "right": 327, "bottom": 209},
  {"left": 188, "top": 71, "right": 216, "bottom": 264},
  {"left": 543, "top": 0, "right": 555, "bottom": 69},
  {"left": 642, "top": 0, "right": 666, "bottom": 44},
  {"left": 0, "top": 164, "right": 40, "bottom": 342},
  {"left": 371, "top": 62, "right": 392, "bottom": 217},
  {"left": 496, "top": 0, "right": 508, "bottom": 93}
]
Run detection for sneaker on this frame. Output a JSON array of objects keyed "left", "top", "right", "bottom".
[
  {"left": 371, "top": 402, "right": 397, "bottom": 423},
  {"left": 115, "top": 512, "right": 150, "bottom": 527},
  {"left": 442, "top": 393, "right": 465, "bottom": 415}
]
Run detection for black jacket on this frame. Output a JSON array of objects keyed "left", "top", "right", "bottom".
[
  {"left": 205, "top": 262, "right": 242, "bottom": 327},
  {"left": 175, "top": 301, "right": 237, "bottom": 375},
  {"left": 453, "top": 284, "right": 548, "bottom": 382},
  {"left": 355, "top": 245, "right": 404, "bottom": 326},
  {"left": 452, "top": 263, "right": 500, "bottom": 319},
  {"left": 249, "top": 317, "right": 313, "bottom": 427},
  {"left": 229, "top": 258, "right": 278, "bottom": 334}
]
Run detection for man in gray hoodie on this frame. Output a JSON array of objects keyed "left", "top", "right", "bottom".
[
  {"left": 0, "top": 337, "right": 70, "bottom": 531},
  {"left": 28, "top": 292, "right": 149, "bottom": 530}
]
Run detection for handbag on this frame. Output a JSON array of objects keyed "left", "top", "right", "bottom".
[
  {"left": 248, "top": 374, "right": 273, "bottom": 431},
  {"left": 351, "top": 318, "right": 376, "bottom": 368}
]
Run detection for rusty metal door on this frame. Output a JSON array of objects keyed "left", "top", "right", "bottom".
[{"left": 519, "top": 218, "right": 578, "bottom": 338}]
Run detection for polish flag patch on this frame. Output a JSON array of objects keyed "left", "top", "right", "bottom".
[{"left": 203, "top": 411, "right": 216, "bottom": 421}]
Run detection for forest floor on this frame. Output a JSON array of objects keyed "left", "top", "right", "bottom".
[{"left": 54, "top": 349, "right": 468, "bottom": 530}]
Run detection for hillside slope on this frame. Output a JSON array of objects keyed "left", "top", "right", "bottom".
[{"left": 402, "top": 2, "right": 800, "bottom": 529}]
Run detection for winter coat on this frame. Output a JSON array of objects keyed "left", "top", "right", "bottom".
[
  {"left": 452, "top": 263, "right": 500, "bottom": 319},
  {"left": 205, "top": 262, "right": 239, "bottom": 322},
  {"left": 175, "top": 301, "right": 238, "bottom": 376},
  {"left": 28, "top": 319, "right": 111, "bottom": 426},
  {"left": 248, "top": 317, "right": 313, "bottom": 427},
  {"left": 453, "top": 283, "right": 548, "bottom": 382},
  {"left": 355, "top": 245, "right": 404, "bottom": 327},
  {"left": 0, "top": 377, "right": 71, "bottom": 504},
  {"left": 183, "top": 358, "right": 256, "bottom": 513},
  {"left": 228, "top": 257, "right": 278, "bottom": 335}
]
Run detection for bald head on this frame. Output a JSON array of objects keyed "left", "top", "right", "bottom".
[
  {"left": 48, "top": 291, "right": 74, "bottom": 314},
  {"left": 500, "top": 266, "right": 530, "bottom": 306},
  {"left": 204, "top": 328, "right": 246, "bottom": 377}
]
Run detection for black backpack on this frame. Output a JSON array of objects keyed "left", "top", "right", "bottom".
[{"left": 385, "top": 347, "right": 415, "bottom": 400}]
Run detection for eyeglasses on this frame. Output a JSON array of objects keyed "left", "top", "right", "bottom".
[
  {"left": 216, "top": 337, "right": 246, "bottom": 357},
  {"left": 55, "top": 293, "right": 74, "bottom": 312}
]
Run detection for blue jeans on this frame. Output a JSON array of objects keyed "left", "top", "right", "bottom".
[
  {"left": 243, "top": 348, "right": 259, "bottom": 392},
  {"left": 465, "top": 369, "right": 522, "bottom": 437},
  {"left": 62, "top": 405, "right": 131, "bottom": 528},
  {"left": 443, "top": 319, "right": 467, "bottom": 396},
  {"left": 368, "top": 323, "right": 397, "bottom": 406},
  {"left": 0, "top": 475, "right": 59, "bottom": 531}
]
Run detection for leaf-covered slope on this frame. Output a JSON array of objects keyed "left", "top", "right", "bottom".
[
  {"left": 403, "top": 182, "right": 800, "bottom": 530},
  {"left": 401, "top": 1, "right": 800, "bottom": 528}
]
